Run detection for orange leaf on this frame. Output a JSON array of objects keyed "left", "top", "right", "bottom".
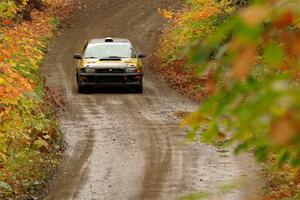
[
  {"left": 274, "top": 10, "right": 294, "bottom": 29},
  {"left": 241, "top": 5, "right": 269, "bottom": 26},
  {"left": 232, "top": 45, "right": 257, "bottom": 80},
  {"left": 271, "top": 117, "right": 296, "bottom": 146}
]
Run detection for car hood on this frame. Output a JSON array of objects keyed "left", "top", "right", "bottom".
[{"left": 81, "top": 58, "right": 140, "bottom": 69}]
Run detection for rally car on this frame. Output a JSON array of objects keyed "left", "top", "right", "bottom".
[{"left": 74, "top": 37, "right": 146, "bottom": 93}]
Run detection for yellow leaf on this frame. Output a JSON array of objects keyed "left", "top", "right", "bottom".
[
  {"left": 22, "top": 0, "right": 28, "bottom": 6},
  {"left": 158, "top": 8, "right": 174, "bottom": 19},
  {"left": 0, "top": 78, "right": 5, "bottom": 85},
  {"left": 0, "top": 152, "right": 7, "bottom": 162},
  {"left": 9, "top": 60, "right": 17, "bottom": 68}
]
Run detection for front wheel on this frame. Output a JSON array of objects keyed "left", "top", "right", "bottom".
[
  {"left": 77, "top": 75, "right": 86, "bottom": 93},
  {"left": 134, "top": 85, "right": 143, "bottom": 93},
  {"left": 78, "top": 84, "right": 86, "bottom": 93}
]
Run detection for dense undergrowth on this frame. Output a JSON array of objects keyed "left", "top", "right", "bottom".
[
  {"left": 156, "top": 0, "right": 300, "bottom": 199},
  {"left": 155, "top": 0, "right": 234, "bottom": 101},
  {"left": 0, "top": 0, "right": 72, "bottom": 198}
]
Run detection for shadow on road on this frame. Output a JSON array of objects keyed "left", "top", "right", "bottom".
[{"left": 80, "top": 87, "right": 139, "bottom": 94}]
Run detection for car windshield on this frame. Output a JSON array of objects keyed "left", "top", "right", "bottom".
[{"left": 84, "top": 43, "right": 136, "bottom": 59}]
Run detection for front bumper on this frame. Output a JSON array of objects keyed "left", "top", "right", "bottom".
[{"left": 78, "top": 72, "right": 143, "bottom": 87}]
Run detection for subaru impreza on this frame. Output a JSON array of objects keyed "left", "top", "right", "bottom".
[{"left": 74, "top": 37, "right": 146, "bottom": 93}]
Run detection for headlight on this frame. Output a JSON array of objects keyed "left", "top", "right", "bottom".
[
  {"left": 125, "top": 67, "right": 136, "bottom": 73},
  {"left": 125, "top": 67, "right": 142, "bottom": 73},
  {"left": 81, "top": 68, "right": 95, "bottom": 73}
]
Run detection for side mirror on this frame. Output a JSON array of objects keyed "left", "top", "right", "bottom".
[
  {"left": 74, "top": 54, "right": 82, "bottom": 59},
  {"left": 138, "top": 52, "right": 147, "bottom": 58}
]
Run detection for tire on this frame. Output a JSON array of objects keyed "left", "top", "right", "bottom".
[
  {"left": 78, "top": 84, "right": 86, "bottom": 93},
  {"left": 77, "top": 75, "right": 86, "bottom": 93},
  {"left": 134, "top": 84, "right": 143, "bottom": 93}
]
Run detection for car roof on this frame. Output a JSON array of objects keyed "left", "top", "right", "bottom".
[{"left": 89, "top": 37, "right": 131, "bottom": 44}]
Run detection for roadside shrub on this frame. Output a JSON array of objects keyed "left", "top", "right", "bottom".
[
  {"left": 0, "top": 0, "right": 71, "bottom": 197},
  {"left": 0, "top": 0, "right": 44, "bottom": 22},
  {"left": 154, "top": 0, "right": 235, "bottom": 101},
  {"left": 0, "top": 1, "right": 17, "bottom": 21},
  {"left": 157, "top": 0, "right": 234, "bottom": 64}
]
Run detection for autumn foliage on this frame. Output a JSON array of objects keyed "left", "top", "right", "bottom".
[
  {"left": 155, "top": 0, "right": 234, "bottom": 101},
  {"left": 0, "top": 0, "right": 72, "bottom": 198}
]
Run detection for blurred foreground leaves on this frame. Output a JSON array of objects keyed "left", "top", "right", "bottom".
[{"left": 186, "top": 0, "right": 300, "bottom": 168}]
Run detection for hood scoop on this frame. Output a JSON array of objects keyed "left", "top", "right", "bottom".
[{"left": 99, "top": 58, "right": 122, "bottom": 61}]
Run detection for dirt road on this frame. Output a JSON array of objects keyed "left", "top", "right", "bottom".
[{"left": 42, "top": 0, "right": 261, "bottom": 199}]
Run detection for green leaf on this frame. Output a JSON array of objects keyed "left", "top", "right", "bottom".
[
  {"left": 187, "top": 131, "right": 196, "bottom": 141},
  {"left": 201, "top": 121, "right": 219, "bottom": 143},
  {"left": 276, "top": 148, "right": 289, "bottom": 167},
  {"left": 255, "top": 145, "right": 268, "bottom": 162},
  {"left": 234, "top": 142, "right": 250, "bottom": 155},
  {"left": 0, "top": 181, "right": 12, "bottom": 192},
  {"left": 235, "top": 19, "right": 263, "bottom": 42},
  {"left": 34, "top": 139, "right": 49, "bottom": 149},
  {"left": 264, "top": 42, "right": 284, "bottom": 67}
]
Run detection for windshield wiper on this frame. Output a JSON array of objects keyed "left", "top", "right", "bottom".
[
  {"left": 84, "top": 56, "right": 98, "bottom": 59},
  {"left": 99, "top": 56, "right": 123, "bottom": 61},
  {"left": 107, "top": 56, "right": 124, "bottom": 58}
]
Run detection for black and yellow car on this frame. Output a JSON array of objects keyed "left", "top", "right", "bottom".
[{"left": 74, "top": 37, "right": 146, "bottom": 93}]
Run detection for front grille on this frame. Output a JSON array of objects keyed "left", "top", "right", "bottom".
[
  {"left": 80, "top": 75, "right": 95, "bottom": 83},
  {"left": 96, "top": 76, "right": 125, "bottom": 83},
  {"left": 127, "top": 75, "right": 140, "bottom": 82},
  {"left": 95, "top": 68, "right": 125, "bottom": 73}
]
